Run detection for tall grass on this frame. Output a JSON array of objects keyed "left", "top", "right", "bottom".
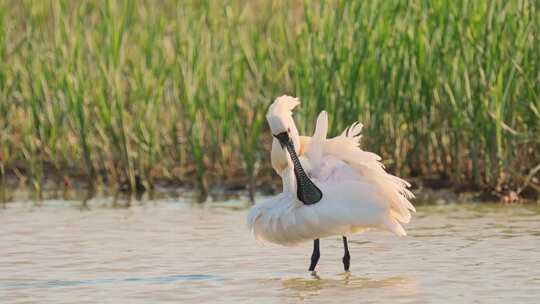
[{"left": 0, "top": 0, "right": 538, "bottom": 199}]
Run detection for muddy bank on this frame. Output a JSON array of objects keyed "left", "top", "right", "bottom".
[{"left": 1, "top": 167, "right": 538, "bottom": 204}]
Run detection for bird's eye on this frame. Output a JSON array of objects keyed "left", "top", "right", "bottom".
[{"left": 287, "top": 128, "right": 291, "bottom": 133}]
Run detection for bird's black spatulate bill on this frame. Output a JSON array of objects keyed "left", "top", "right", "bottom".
[{"left": 274, "top": 132, "right": 323, "bottom": 205}]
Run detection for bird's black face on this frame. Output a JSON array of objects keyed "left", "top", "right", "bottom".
[
  {"left": 273, "top": 131, "right": 290, "bottom": 148},
  {"left": 273, "top": 131, "right": 323, "bottom": 205}
]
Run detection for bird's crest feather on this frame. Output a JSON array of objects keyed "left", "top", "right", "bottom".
[{"left": 267, "top": 95, "right": 300, "bottom": 118}]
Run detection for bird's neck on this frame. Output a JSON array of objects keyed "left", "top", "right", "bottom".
[{"left": 281, "top": 165, "right": 294, "bottom": 193}]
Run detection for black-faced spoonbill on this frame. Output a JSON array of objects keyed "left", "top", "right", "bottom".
[{"left": 247, "top": 95, "right": 415, "bottom": 272}]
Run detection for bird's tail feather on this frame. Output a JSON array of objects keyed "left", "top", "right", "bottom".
[{"left": 381, "top": 215, "right": 407, "bottom": 236}]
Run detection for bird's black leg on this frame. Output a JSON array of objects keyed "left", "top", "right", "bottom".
[
  {"left": 342, "top": 236, "right": 350, "bottom": 271},
  {"left": 308, "top": 239, "right": 320, "bottom": 271}
]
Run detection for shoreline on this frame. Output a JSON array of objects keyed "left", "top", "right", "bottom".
[{"left": 1, "top": 169, "right": 538, "bottom": 204}]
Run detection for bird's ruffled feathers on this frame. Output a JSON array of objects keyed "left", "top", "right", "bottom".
[{"left": 324, "top": 121, "right": 416, "bottom": 235}]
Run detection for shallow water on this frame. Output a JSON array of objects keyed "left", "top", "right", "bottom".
[{"left": 1, "top": 196, "right": 539, "bottom": 303}]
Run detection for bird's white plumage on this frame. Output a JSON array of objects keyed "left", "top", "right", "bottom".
[{"left": 247, "top": 96, "right": 415, "bottom": 246}]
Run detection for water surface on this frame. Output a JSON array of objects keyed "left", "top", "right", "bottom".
[{"left": 1, "top": 196, "right": 539, "bottom": 303}]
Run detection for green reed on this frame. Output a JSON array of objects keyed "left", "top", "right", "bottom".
[{"left": 0, "top": 0, "right": 538, "bottom": 199}]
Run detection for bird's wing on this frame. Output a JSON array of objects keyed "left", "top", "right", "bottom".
[
  {"left": 321, "top": 121, "right": 416, "bottom": 224},
  {"left": 304, "top": 111, "right": 328, "bottom": 167}
]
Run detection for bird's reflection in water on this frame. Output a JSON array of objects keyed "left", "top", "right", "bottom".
[{"left": 280, "top": 272, "right": 417, "bottom": 300}]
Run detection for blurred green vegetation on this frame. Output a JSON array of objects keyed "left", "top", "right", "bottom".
[{"left": 0, "top": 0, "right": 538, "bottom": 199}]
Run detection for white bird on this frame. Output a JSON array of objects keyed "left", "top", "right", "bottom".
[{"left": 247, "top": 95, "right": 415, "bottom": 271}]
